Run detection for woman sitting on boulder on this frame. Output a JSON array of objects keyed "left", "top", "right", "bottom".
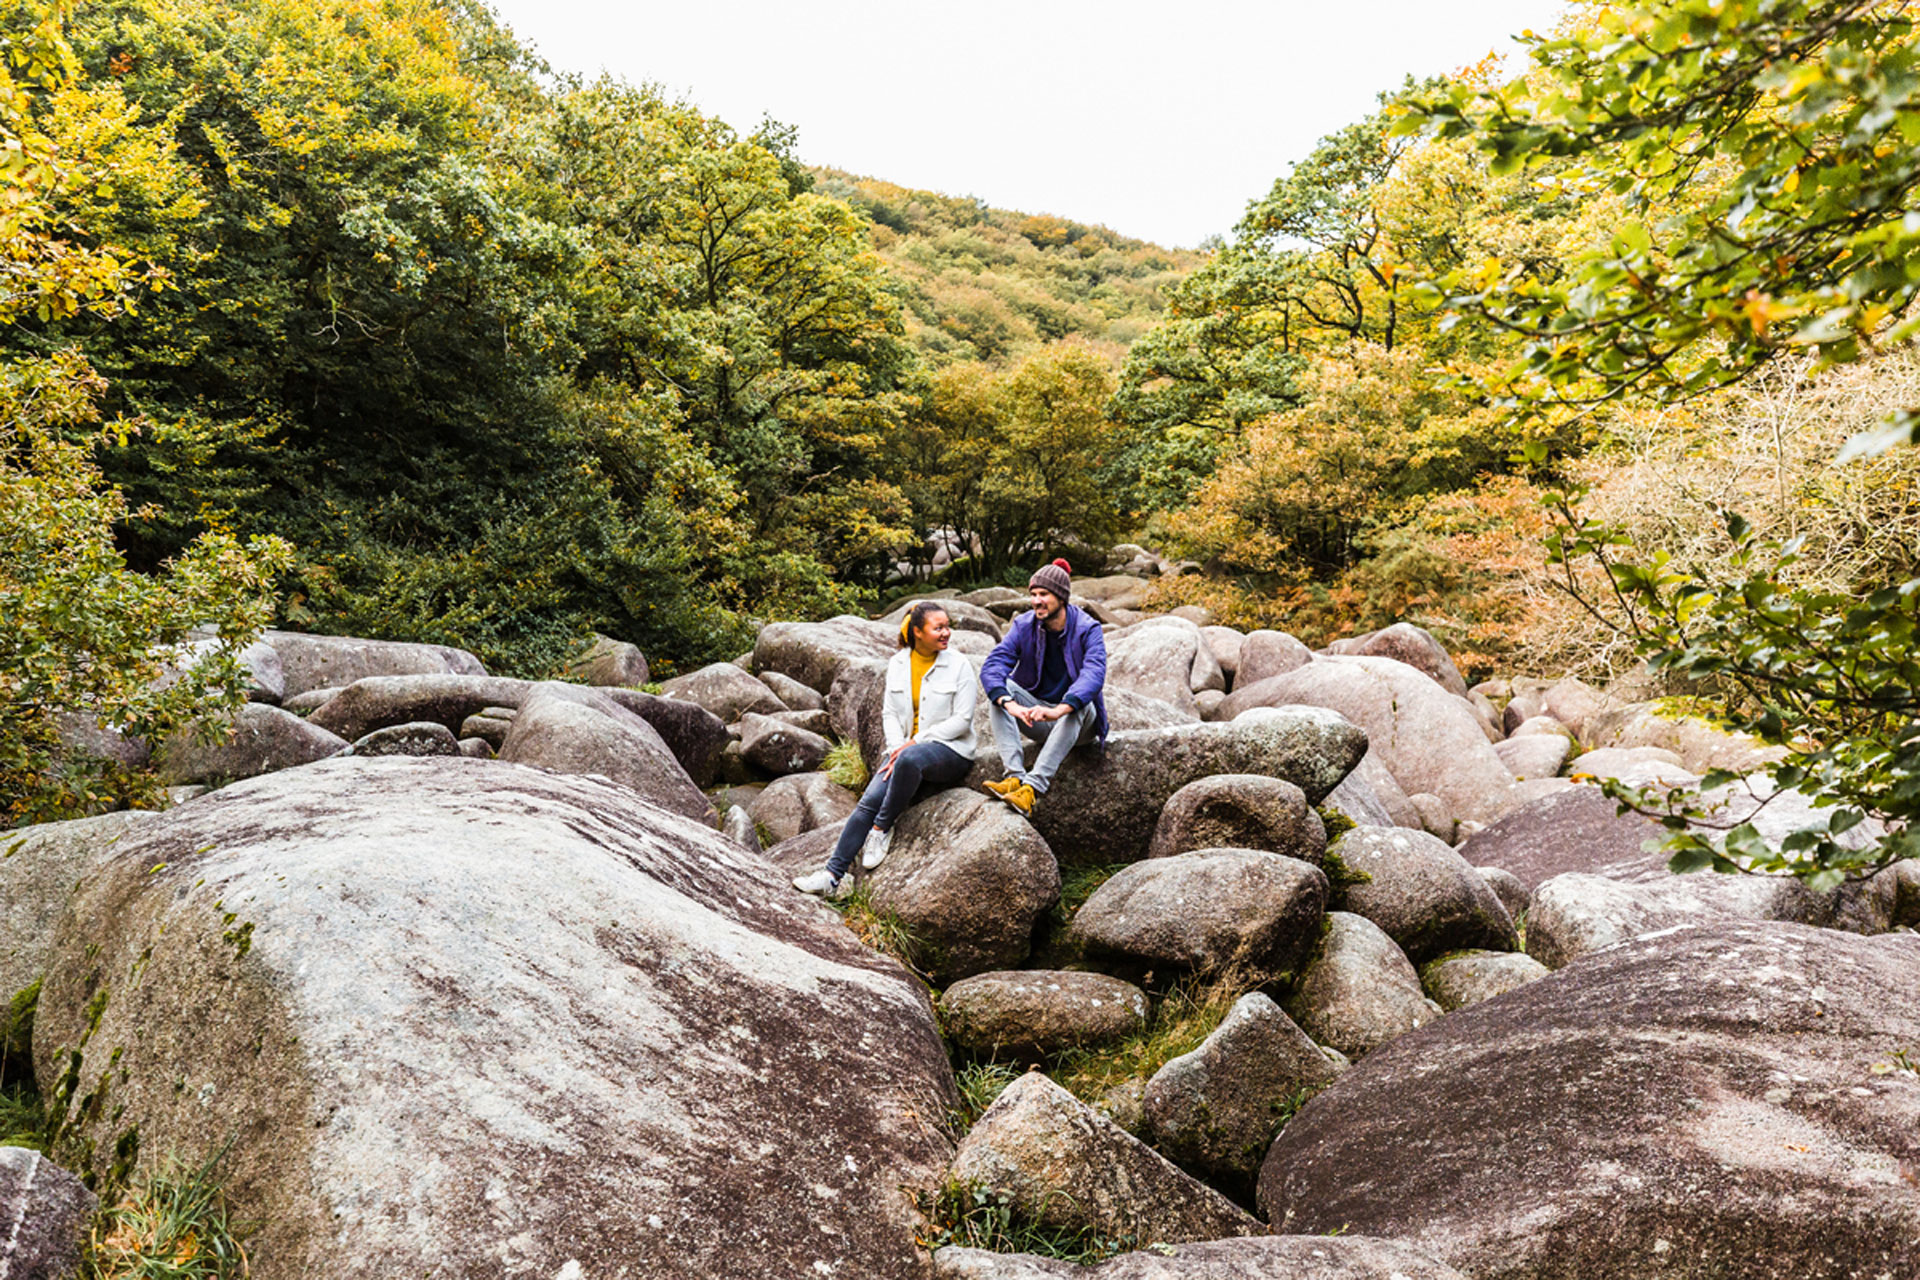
[{"left": 793, "top": 601, "right": 977, "bottom": 897}]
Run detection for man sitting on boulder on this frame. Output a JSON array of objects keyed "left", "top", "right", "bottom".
[{"left": 980, "top": 558, "right": 1108, "bottom": 817}]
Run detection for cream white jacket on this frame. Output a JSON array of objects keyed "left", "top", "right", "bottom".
[{"left": 882, "top": 646, "right": 978, "bottom": 759}]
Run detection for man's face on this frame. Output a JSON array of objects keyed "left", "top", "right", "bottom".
[{"left": 1029, "top": 586, "right": 1063, "bottom": 624}]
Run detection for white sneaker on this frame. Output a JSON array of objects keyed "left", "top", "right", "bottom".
[
  {"left": 861, "top": 827, "right": 893, "bottom": 870},
  {"left": 793, "top": 869, "right": 840, "bottom": 896}
]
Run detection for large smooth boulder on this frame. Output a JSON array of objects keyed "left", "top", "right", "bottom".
[
  {"left": 1284, "top": 912, "right": 1434, "bottom": 1058},
  {"left": 157, "top": 702, "right": 348, "bottom": 785},
  {"left": 498, "top": 685, "right": 714, "bottom": 824},
  {"left": 0, "top": 1146, "right": 96, "bottom": 1280},
  {"left": 931, "top": 1236, "right": 1468, "bottom": 1279},
  {"left": 869, "top": 790, "right": 1060, "bottom": 983},
  {"left": 746, "top": 772, "right": 858, "bottom": 846},
  {"left": 260, "top": 630, "right": 485, "bottom": 699},
  {"left": 1146, "top": 775, "right": 1324, "bottom": 865},
  {"left": 1143, "top": 994, "right": 1340, "bottom": 1193},
  {"left": 306, "top": 674, "right": 531, "bottom": 742},
  {"left": 1223, "top": 657, "right": 1517, "bottom": 825},
  {"left": 1072, "top": 850, "right": 1328, "bottom": 981},
  {"left": 972, "top": 710, "right": 1367, "bottom": 868},
  {"left": 951, "top": 1073, "right": 1260, "bottom": 1247},
  {"left": 562, "top": 633, "right": 648, "bottom": 687},
  {"left": 1420, "top": 949, "right": 1550, "bottom": 1011},
  {"left": 32, "top": 757, "right": 957, "bottom": 1280},
  {"left": 1324, "top": 622, "right": 1468, "bottom": 698},
  {"left": 1259, "top": 922, "right": 1920, "bottom": 1280},
  {"left": 1524, "top": 869, "right": 1834, "bottom": 970},
  {"left": 754, "top": 616, "right": 898, "bottom": 695},
  {"left": 1332, "top": 826, "right": 1518, "bottom": 964},
  {"left": 661, "top": 662, "right": 786, "bottom": 723},
  {"left": 1, "top": 811, "right": 157, "bottom": 1001},
  {"left": 1455, "top": 783, "right": 1667, "bottom": 891},
  {"left": 1234, "top": 630, "right": 1313, "bottom": 687},
  {"left": 940, "top": 971, "right": 1148, "bottom": 1059}
]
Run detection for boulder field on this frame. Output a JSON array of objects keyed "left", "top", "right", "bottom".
[{"left": 11, "top": 592, "right": 1919, "bottom": 1280}]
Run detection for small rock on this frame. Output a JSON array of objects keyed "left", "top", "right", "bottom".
[
  {"left": 660, "top": 662, "right": 785, "bottom": 722},
  {"left": 353, "top": 721, "right": 460, "bottom": 757},
  {"left": 1324, "top": 622, "right": 1469, "bottom": 697},
  {"left": 1408, "top": 792, "right": 1456, "bottom": 843},
  {"left": 757, "top": 669, "right": 825, "bottom": 712},
  {"left": 1421, "top": 950, "right": 1550, "bottom": 1011},
  {"left": 563, "top": 633, "right": 649, "bottom": 687},
  {"left": 1235, "top": 629, "right": 1314, "bottom": 686},
  {"left": 737, "top": 712, "right": 832, "bottom": 777},
  {"left": 157, "top": 702, "right": 348, "bottom": 785},
  {"left": 456, "top": 737, "right": 492, "bottom": 759},
  {"left": 746, "top": 772, "right": 859, "bottom": 846},
  {"left": 1475, "top": 866, "right": 1529, "bottom": 921},
  {"left": 457, "top": 706, "right": 517, "bottom": 750},
  {"left": 771, "top": 708, "right": 833, "bottom": 738},
  {"left": 721, "top": 804, "right": 761, "bottom": 853},
  {"left": 1147, "top": 774, "right": 1325, "bottom": 864},
  {"left": 940, "top": 971, "right": 1148, "bottom": 1058},
  {"left": 1493, "top": 733, "right": 1571, "bottom": 780}
]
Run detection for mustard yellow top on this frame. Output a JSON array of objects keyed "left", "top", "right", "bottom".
[{"left": 909, "top": 647, "right": 936, "bottom": 736}]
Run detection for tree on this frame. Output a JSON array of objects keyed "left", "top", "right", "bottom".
[
  {"left": 1402, "top": 0, "right": 1920, "bottom": 456},
  {"left": 1406, "top": 0, "right": 1920, "bottom": 883},
  {"left": 898, "top": 342, "right": 1126, "bottom": 579},
  {"left": 2, "top": 0, "right": 289, "bottom": 824}
]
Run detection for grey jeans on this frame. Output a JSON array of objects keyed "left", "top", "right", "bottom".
[{"left": 988, "top": 679, "right": 1097, "bottom": 794}]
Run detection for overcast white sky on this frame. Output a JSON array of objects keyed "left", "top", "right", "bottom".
[{"left": 481, "top": 1, "right": 1567, "bottom": 248}]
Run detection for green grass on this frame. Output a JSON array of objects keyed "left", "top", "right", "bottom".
[
  {"left": 832, "top": 883, "right": 932, "bottom": 979},
  {"left": 83, "top": 1153, "right": 252, "bottom": 1279},
  {"left": 823, "top": 739, "right": 869, "bottom": 790},
  {"left": 0, "top": 1083, "right": 45, "bottom": 1151},
  {"left": 915, "top": 1178, "right": 1141, "bottom": 1264},
  {"left": 1049, "top": 974, "right": 1243, "bottom": 1108},
  {"left": 950, "top": 1060, "right": 1022, "bottom": 1135}
]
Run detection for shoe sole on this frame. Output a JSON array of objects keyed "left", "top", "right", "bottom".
[{"left": 991, "top": 789, "right": 1034, "bottom": 818}]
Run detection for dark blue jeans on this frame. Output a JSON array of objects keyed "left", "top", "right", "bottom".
[{"left": 827, "top": 741, "right": 971, "bottom": 879}]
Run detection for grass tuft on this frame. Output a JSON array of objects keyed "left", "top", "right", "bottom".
[
  {"left": 833, "top": 883, "right": 931, "bottom": 978},
  {"left": 84, "top": 1153, "right": 251, "bottom": 1279},
  {"left": 823, "top": 739, "right": 869, "bottom": 790},
  {"left": 950, "top": 1060, "right": 1021, "bottom": 1135},
  {"left": 914, "top": 1178, "right": 1139, "bottom": 1264},
  {"left": 1049, "top": 973, "right": 1244, "bottom": 1108},
  {"left": 0, "top": 1083, "right": 45, "bottom": 1151}
]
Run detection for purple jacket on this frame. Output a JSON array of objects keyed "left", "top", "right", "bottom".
[{"left": 980, "top": 604, "right": 1109, "bottom": 742}]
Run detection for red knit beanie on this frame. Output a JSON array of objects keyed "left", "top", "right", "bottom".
[{"left": 1028, "top": 557, "right": 1072, "bottom": 603}]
